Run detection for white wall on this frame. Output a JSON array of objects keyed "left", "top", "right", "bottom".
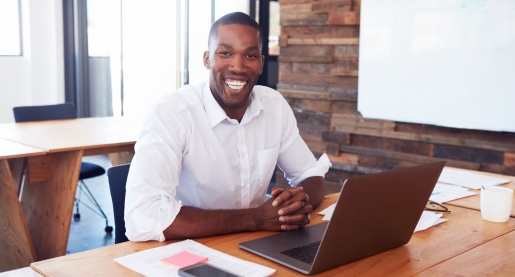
[{"left": 0, "top": 0, "right": 65, "bottom": 123}]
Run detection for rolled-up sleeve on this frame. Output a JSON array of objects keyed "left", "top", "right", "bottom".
[
  {"left": 275, "top": 95, "right": 331, "bottom": 186},
  {"left": 277, "top": 136, "right": 331, "bottom": 187},
  {"left": 124, "top": 101, "right": 188, "bottom": 242}
]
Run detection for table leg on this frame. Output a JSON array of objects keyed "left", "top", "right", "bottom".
[
  {"left": 0, "top": 159, "right": 36, "bottom": 272},
  {"left": 7, "top": 158, "right": 25, "bottom": 196},
  {"left": 21, "top": 150, "right": 83, "bottom": 261}
]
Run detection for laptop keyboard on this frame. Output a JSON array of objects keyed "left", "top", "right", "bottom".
[{"left": 280, "top": 241, "right": 321, "bottom": 264}]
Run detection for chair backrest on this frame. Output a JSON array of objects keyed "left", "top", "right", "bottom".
[
  {"left": 13, "top": 103, "right": 76, "bottom": 122},
  {"left": 107, "top": 163, "right": 130, "bottom": 244}
]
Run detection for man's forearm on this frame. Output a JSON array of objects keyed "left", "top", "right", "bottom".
[
  {"left": 163, "top": 196, "right": 287, "bottom": 240},
  {"left": 299, "top": 176, "right": 325, "bottom": 209},
  {"left": 163, "top": 206, "right": 258, "bottom": 240}
]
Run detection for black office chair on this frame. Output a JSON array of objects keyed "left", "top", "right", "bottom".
[
  {"left": 107, "top": 163, "right": 130, "bottom": 243},
  {"left": 13, "top": 103, "right": 113, "bottom": 233}
]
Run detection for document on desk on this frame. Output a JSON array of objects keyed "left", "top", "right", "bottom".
[
  {"left": 115, "top": 239, "right": 275, "bottom": 277},
  {"left": 438, "top": 168, "right": 510, "bottom": 189},
  {"left": 429, "top": 183, "right": 478, "bottom": 203},
  {"left": 414, "top": 211, "right": 447, "bottom": 232},
  {"left": 319, "top": 204, "right": 447, "bottom": 232}
]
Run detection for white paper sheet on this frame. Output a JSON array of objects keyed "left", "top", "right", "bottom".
[
  {"left": 438, "top": 168, "right": 510, "bottom": 189},
  {"left": 429, "top": 183, "right": 478, "bottom": 203},
  {"left": 114, "top": 240, "right": 275, "bottom": 277},
  {"left": 414, "top": 211, "right": 443, "bottom": 232},
  {"left": 318, "top": 205, "right": 335, "bottom": 221}
]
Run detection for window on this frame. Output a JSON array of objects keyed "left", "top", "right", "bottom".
[{"left": 0, "top": 0, "right": 22, "bottom": 56}]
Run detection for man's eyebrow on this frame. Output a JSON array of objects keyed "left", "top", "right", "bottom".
[
  {"left": 219, "top": 43, "right": 233, "bottom": 49},
  {"left": 217, "top": 44, "right": 259, "bottom": 52}
]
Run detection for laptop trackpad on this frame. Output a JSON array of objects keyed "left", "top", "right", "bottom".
[{"left": 270, "top": 222, "right": 328, "bottom": 247}]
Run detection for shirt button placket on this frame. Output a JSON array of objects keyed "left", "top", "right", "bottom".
[{"left": 237, "top": 125, "right": 251, "bottom": 208}]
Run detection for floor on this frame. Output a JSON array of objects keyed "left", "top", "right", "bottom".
[{"left": 66, "top": 154, "right": 115, "bottom": 254}]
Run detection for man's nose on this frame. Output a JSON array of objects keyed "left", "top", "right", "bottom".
[{"left": 229, "top": 55, "right": 245, "bottom": 72}]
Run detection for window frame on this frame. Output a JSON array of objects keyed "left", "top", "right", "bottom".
[{"left": 0, "top": 0, "right": 23, "bottom": 57}]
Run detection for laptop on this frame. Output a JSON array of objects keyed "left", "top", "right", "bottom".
[{"left": 239, "top": 161, "right": 446, "bottom": 275}]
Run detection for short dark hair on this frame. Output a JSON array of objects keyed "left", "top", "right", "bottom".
[{"left": 208, "top": 12, "right": 263, "bottom": 51}]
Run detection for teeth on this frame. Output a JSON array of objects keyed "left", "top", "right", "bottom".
[{"left": 225, "top": 79, "right": 247, "bottom": 90}]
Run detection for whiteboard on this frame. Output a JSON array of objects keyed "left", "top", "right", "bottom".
[{"left": 358, "top": 0, "right": 515, "bottom": 132}]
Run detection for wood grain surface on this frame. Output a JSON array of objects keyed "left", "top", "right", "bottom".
[
  {"left": 0, "top": 117, "right": 140, "bottom": 153},
  {"left": 0, "top": 139, "right": 46, "bottom": 160},
  {"left": 21, "top": 151, "right": 83, "bottom": 261},
  {"left": 416, "top": 230, "right": 515, "bottom": 276},
  {"left": 0, "top": 160, "right": 36, "bottom": 272},
  {"left": 31, "top": 194, "right": 515, "bottom": 277}
]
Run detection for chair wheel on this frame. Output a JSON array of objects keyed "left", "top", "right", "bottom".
[
  {"left": 105, "top": 226, "right": 113, "bottom": 233},
  {"left": 73, "top": 213, "right": 81, "bottom": 221}
]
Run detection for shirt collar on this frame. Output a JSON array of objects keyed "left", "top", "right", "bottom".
[
  {"left": 202, "top": 81, "right": 228, "bottom": 128},
  {"left": 202, "top": 81, "right": 264, "bottom": 128}
]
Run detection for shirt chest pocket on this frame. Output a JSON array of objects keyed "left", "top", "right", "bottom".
[{"left": 257, "top": 145, "right": 280, "bottom": 185}]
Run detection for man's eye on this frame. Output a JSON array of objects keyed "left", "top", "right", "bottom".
[
  {"left": 246, "top": 54, "right": 258, "bottom": 58},
  {"left": 218, "top": 51, "right": 231, "bottom": 56}
]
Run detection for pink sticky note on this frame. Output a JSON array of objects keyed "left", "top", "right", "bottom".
[{"left": 161, "top": 251, "right": 208, "bottom": 268}]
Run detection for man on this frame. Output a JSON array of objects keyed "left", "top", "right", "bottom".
[{"left": 125, "top": 12, "right": 330, "bottom": 242}]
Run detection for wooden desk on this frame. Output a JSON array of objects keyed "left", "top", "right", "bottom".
[
  {"left": 0, "top": 117, "right": 140, "bottom": 267},
  {"left": 31, "top": 194, "right": 515, "bottom": 277},
  {"left": 0, "top": 267, "right": 42, "bottom": 277},
  {"left": 0, "top": 140, "right": 46, "bottom": 272},
  {"left": 416, "top": 229, "right": 515, "bottom": 276},
  {"left": 444, "top": 166, "right": 515, "bottom": 217}
]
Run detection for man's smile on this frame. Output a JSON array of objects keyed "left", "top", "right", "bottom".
[{"left": 225, "top": 79, "right": 248, "bottom": 91}]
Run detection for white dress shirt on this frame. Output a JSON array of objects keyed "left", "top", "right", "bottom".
[{"left": 125, "top": 81, "right": 331, "bottom": 242}]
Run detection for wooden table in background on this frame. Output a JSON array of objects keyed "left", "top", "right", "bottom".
[
  {"left": 445, "top": 166, "right": 515, "bottom": 217},
  {"left": 30, "top": 194, "right": 515, "bottom": 277},
  {"left": 0, "top": 139, "right": 46, "bottom": 272},
  {"left": 0, "top": 117, "right": 141, "bottom": 269}
]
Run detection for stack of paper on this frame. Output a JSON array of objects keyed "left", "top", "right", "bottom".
[
  {"left": 414, "top": 211, "right": 447, "bottom": 232},
  {"left": 115, "top": 240, "right": 275, "bottom": 277},
  {"left": 318, "top": 204, "right": 447, "bottom": 232},
  {"left": 429, "top": 183, "right": 478, "bottom": 203},
  {"left": 438, "top": 168, "right": 510, "bottom": 189}
]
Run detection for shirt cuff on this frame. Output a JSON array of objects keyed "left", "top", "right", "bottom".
[{"left": 290, "top": 153, "right": 331, "bottom": 187}]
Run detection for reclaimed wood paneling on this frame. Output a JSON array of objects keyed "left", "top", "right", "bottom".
[
  {"left": 278, "top": 0, "right": 515, "bottom": 189},
  {"left": 279, "top": 56, "right": 334, "bottom": 63},
  {"left": 433, "top": 144, "right": 504, "bottom": 165},
  {"left": 311, "top": 0, "right": 352, "bottom": 14},
  {"left": 280, "top": 45, "right": 334, "bottom": 56},
  {"left": 281, "top": 26, "right": 359, "bottom": 38},
  {"left": 287, "top": 37, "right": 359, "bottom": 45},
  {"left": 505, "top": 153, "right": 515, "bottom": 168},
  {"left": 328, "top": 12, "right": 360, "bottom": 25},
  {"left": 280, "top": 73, "right": 358, "bottom": 88}
]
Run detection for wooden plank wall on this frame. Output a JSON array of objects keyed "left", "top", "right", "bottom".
[{"left": 275, "top": 0, "right": 515, "bottom": 193}]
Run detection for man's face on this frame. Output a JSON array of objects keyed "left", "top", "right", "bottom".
[{"left": 204, "top": 24, "right": 264, "bottom": 114}]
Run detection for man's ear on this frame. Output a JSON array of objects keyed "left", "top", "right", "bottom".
[{"left": 203, "top": 51, "right": 210, "bottom": 69}]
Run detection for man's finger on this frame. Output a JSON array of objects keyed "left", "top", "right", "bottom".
[
  {"left": 270, "top": 187, "right": 283, "bottom": 197},
  {"left": 280, "top": 214, "right": 311, "bottom": 230},
  {"left": 272, "top": 187, "right": 304, "bottom": 207},
  {"left": 278, "top": 213, "right": 311, "bottom": 224},
  {"left": 278, "top": 201, "right": 306, "bottom": 215}
]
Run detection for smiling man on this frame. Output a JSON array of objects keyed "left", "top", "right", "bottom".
[{"left": 125, "top": 12, "right": 330, "bottom": 242}]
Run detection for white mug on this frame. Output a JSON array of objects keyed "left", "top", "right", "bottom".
[{"left": 480, "top": 186, "right": 513, "bottom": 223}]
